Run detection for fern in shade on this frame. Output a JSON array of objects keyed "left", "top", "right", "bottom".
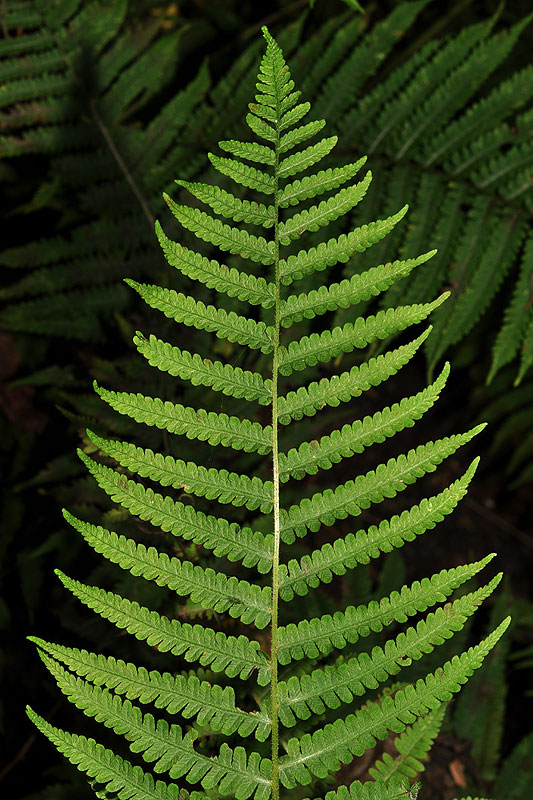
[{"left": 27, "top": 28, "right": 509, "bottom": 800}]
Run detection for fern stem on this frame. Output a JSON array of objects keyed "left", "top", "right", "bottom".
[{"left": 270, "top": 53, "right": 282, "bottom": 800}]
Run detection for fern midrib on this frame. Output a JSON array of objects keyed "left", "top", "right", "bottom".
[{"left": 269, "top": 44, "right": 284, "bottom": 800}]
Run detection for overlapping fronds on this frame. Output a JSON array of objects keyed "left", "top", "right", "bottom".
[{"left": 28, "top": 24, "right": 508, "bottom": 800}]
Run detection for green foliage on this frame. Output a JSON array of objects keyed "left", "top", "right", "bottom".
[{"left": 26, "top": 23, "right": 510, "bottom": 800}]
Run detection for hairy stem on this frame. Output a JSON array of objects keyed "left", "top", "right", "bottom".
[{"left": 270, "top": 64, "right": 282, "bottom": 800}]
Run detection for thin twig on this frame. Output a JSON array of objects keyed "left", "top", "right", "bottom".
[{"left": 90, "top": 99, "right": 155, "bottom": 228}]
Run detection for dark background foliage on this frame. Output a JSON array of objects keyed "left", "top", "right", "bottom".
[{"left": 1, "top": 1, "right": 532, "bottom": 798}]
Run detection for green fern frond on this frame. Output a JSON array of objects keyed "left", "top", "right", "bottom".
[
  {"left": 279, "top": 617, "right": 510, "bottom": 788},
  {"left": 369, "top": 705, "right": 447, "bottom": 782},
  {"left": 64, "top": 470, "right": 273, "bottom": 572},
  {"left": 278, "top": 206, "right": 409, "bottom": 284},
  {"left": 278, "top": 459, "right": 479, "bottom": 600},
  {"left": 279, "top": 427, "right": 484, "bottom": 541},
  {"left": 81, "top": 432, "right": 273, "bottom": 512},
  {"left": 27, "top": 707, "right": 183, "bottom": 800},
  {"left": 31, "top": 637, "right": 271, "bottom": 740},
  {"left": 133, "top": 333, "right": 272, "bottom": 405},
  {"left": 277, "top": 328, "right": 431, "bottom": 425},
  {"left": 279, "top": 252, "right": 435, "bottom": 326},
  {"left": 94, "top": 381, "right": 272, "bottom": 454},
  {"left": 278, "top": 362, "right": 450, "bottom": 481},
  {"left": 64, "top": 514, "right": 272, "bottom": 628},
  {"left": 126, "top": 281, "right": 274, "bottom": 353},
  {"left": 278, "top": 577, "right": 500, "bottom": 725},
  {"left": 27, "top": 25, "right": 509, "bottom": 800},
  {"left": 54, "top": 570, "right": 270, "bottom": 685},
  {"left": 277, "top": 557, "right": 496, "bottom": 664},
  {"left": 156, "top": 222, "right": 276, "bottom": 305}
]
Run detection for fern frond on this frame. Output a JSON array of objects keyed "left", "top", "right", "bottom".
[
  {"left": 219, "top": 139, "right": 275, "bottom": 165},
  {"left": 94, "top": 382, "right": 272, "bottom": 454},
  {"left": 65, "top": 467, "right": 273, "bottom": 572},
  {"left": 26, "top": 707, "right": 181, "bottom": 800},
  {"left": 279, "top": 427, "right": 483, "bottom": 542},
  {"left": 208, "top": 154, "right": 276, "bottom": 194},
  {"left": 31, "top": 638, "right": 271, "bottom": 740},
  {"left": 369, "top": 705, "right": 447, "bottom": 782},
  {"left": 277, "top": 556, "right": 495, "bottom": 664},
  {"left": 279, "top": 617, "right": 510, "bottom": 788},
  {"left": 279, "top": 252, "right": 435, "bottom": 327},
  {"left": 278, "top": 459, "right": 478, "bottom": 601},
  {"left": 278, "top": 296, "right": 447, "bottom": 376},
  {"left": 277, "top": 328, "right": 431, "bottom": 425},
  {"left": 163, "top": 196, "right": 276, "bottom": 265},
  {"left": 134, "top": 333, "right": 272, "bottom": 405},
  {"left": 277, "top": 576, "right": 500, "bottom": 724},
  {"left": 277, "top": 172, "right": 372, "bottom": 245},
  {"left": 173, "top": 183, "right": 275, "bottom": 228},
  {"left": 156, "top": 222, "right": 276, "bottom": 306},
  {"left": 279, "top": 206, "right": 409, "bottom": 284},
  {"left": 64, "top": 515, "right": 272, "bottom": 628},
  {"left": 126, "top": 282, "right": 274, "bottom": 353},
  {"left": 279, "top": 362, "right": 449, "bottom": 482},
  {"left": 278, "top": 158, "right": 367, "bottom": 207},
  {"left": 55, "top": 571, "right": 270, "bottom": 684},
  {"left": 31, "top": 673, "right": 272, "bottom": 800},
  {"left": 82, "top": 432, "right": 273, "bottom": 512}
]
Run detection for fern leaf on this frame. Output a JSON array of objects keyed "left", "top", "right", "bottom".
[
  {"left": 64, "top": 515, "right": 272, "bottom": 628},
  {"left": 277, "top": 576, "right": 500, "bottom": 724},
  {"left": 81, "top": 434, "right": 274, "bottom": 513},
  {"left": 218, "top": 139, "right": 275, "bottom": 165},
  {"left": 164, "top": 196, "right": 276, "bottom": 265},
  {"left": 279, "top": 120, "right": 326, "bottom": 153},
  {"left": 279, "top": 618, "right": 510, "bottom": 787},
  {"left": 134, "top": 333, "right": 272, "bottom": 405},
  {"left": 31, "top": 668, "right": 272, "bottom": 800},
  {"left": 279, "top": 158, "right": 367, "bottom": 207},
  {"left": 208, "top": 154, "right": 275, "bottom": 194},
  {"left": 280, "top": 252, "right": 435, "bottom": 327},
  {"left": 55, "top": 571, "right": 270, "bottom": 684},
  {"left": 277, "top": 173, "right": 372, "bottom": 245},
  {"left": 279, "top": 362, "right": 449, "bottom": 482},
  {"left": 278, "top": 136, "right": 338, "bottom": 178},
  {"left": 173, "top": 182, "right": 275, "bottom": 228},
  {"left": 94, "top": 382, "right": 272, "bottom": 454},
  {"left": 323, "top": 778, "right": 411, "bottom": 800},
  {"left": 279, "top": 427, "right": 483, "bottom": 542},
  {"left": 65, "top": 466, "right": 273, "bottom": 572},
  {"left": 156, "top": 222, "right": 275, "bottom": 306},
  {"left": 369, "top": 705, "right": 447, "bottom": 781},
  {"left": 279, "top": 206, "right": 409, "bottom": 284},
  {"left": 277, "top": 556, "right": 495, "bottom": 664},
  {"left": 278, "top": 296, "right": 446, "bottom": 376},
  {"left": 126, "top": 282, "right": 274, "bottom": 353},
  {"left": 246, "top": 112, "right": 276, "bottom": 142},
  {"left": 26, "top": 707, "right": 181, "bottom": 800},
  {"left": 488, "top": 239, "right": 533, "bottom": 383},
  {"left": 31, "top": 638, "right": 271, "bottom": 740},
  {"left": 277, "top": 328, "right": 431, "bottom": 425},
  {"left": 278, "top": 459, "right": 478, "bottom": 601}
]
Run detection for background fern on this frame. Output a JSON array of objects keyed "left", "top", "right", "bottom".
[{"left": 2, "top": 2, "right": 533, "bottom": 799}]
